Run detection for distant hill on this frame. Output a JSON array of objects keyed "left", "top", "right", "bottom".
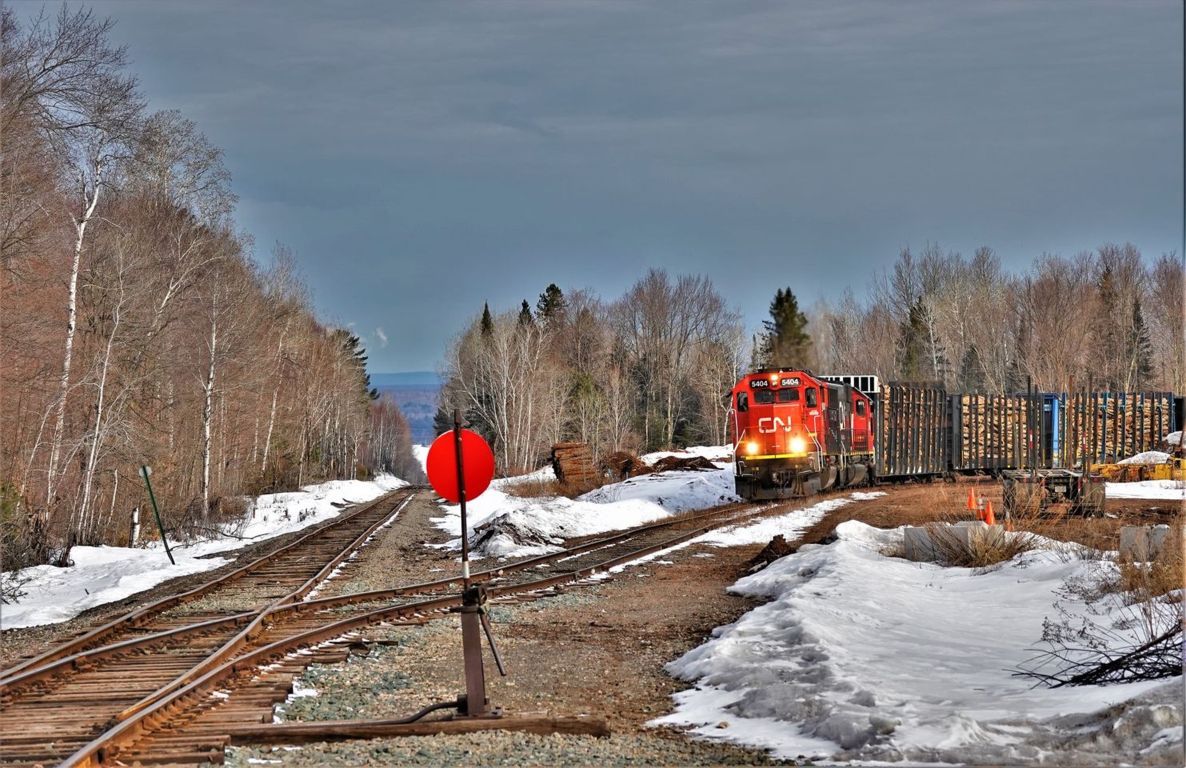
[{"left": 372, "top": 371, "right": 441, "bottom": 445}]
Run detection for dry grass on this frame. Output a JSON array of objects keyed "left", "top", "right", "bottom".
[
  {"left": 922, "top": 521, "right": 1038, "bottom": 568},
  {"left": 498, "top": 475, "right": 607, "bottom": 499},
  {"left": 1116, "top": 520, "right": 1183, "bottom": 600}
]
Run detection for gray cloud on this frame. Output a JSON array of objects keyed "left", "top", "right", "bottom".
[{"left": 55, "top": 0, "right": 1185, "bottom": 370}]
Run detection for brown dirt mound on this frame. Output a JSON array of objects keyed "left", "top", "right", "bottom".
[
  {"left": 600, "top": 451, "right": 653, "bottom": 480},
  {"left": 651, "top": 455, "right": 719, "bottom": 473}
]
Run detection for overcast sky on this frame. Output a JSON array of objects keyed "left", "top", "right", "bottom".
[{"left": 23, "top": 0, "right": 1184, "bottom": 372}]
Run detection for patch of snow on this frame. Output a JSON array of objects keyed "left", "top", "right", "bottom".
[
  {"left": 1118, "top": 450, "right": 1172, "bottom": 465},
  {"left": 654, "top": 520, "right": 1178, "bottom": 764},
  {"left": 1, "top": 474, "right": 407, "bottom": 630},
  {"left": 1163, "top": 431, "right": 1182, "bottom": 447},
  {"left": 412, "top": 444, "right": 430, "bottom": 473},
  {"left": 641, "top": 444, "right": 733, "bottom": 463},
  {"left": 1105, "top": 480, "right": 1185, "bottom": 500},
  {"left": 495, "top": 465, "right": 558, "bottom": 488},
  {"left": 694, "top": 496, "right": 856, "bottom": 548},
  {"left": 432, "top": 460, "right": 741, "bottom": 559}
]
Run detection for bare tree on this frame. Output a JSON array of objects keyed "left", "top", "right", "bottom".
[
  {"left": 1147, "top": 252, "right": 1184, "bottom": 392},
  {"left": 35, "top": 7, "right": 143, "bottom": 514},
  {"left": 612, "top": 270, "right": 738, "bottom": 449}
]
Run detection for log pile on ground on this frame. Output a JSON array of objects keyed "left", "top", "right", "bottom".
[{"left": 550, "top": 443, "right": 599, "bottom": 486}]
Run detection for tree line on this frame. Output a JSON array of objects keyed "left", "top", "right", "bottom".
[
  {"left": 440, "top": 244, "right": 1182, "bottom": 476},
  {"left": 811, "top": 243, "right": 1182, "bottom": 395},
  {"left": 1, "top": 7, "right": 417, "bottom": 571}
]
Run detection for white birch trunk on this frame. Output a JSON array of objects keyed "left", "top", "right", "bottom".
[
  {"left": 46, "top": 180, "right": 101, "bottom": 510},
  {"left": 261, "top": 389, "right": 279, "bottom": 475},
  {"left": 78, "top": 301, "right": 121, "bottom": 538},
  {"left": 201, "top": 308, "right": 219, "bottom": 522}
]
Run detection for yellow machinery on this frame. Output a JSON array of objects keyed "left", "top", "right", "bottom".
[{"left": 1089, "top": 456, "right": 1186, "bottom": 482}]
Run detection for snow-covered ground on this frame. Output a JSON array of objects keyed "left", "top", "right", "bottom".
[
  {"left": 1, "top": 475, "right": 407, "bottom": 630},
  {"left": 432, "top": 458, "right": 741, "bottom": 558},
  {"left": 1117, "top": 450, "right": 1172, "bottom": 465},
  {"left": 1106, "top": 479, "right": 1186, "bottom": 500},
  {"left": 654, "top": 521, "right": 1183, "bottom": 764}
]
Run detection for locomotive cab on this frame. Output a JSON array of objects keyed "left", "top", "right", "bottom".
[{"left": 730, "top": 369, "right": 874, "bottom": 500}]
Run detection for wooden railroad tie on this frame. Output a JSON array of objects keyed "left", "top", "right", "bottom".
[{"left": 225, "top": 714, "right": 611, "bottom": 745}]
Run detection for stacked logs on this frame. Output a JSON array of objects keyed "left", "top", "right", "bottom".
[
  {"left": 1064, "top": 392, "right": 1176, "bottom": 466},
  {"left": 550, "top": 442, "right": 599, "bottom": 486},
  {"left": 953, "top": 393, "right": 1031, "bottom": 471}
]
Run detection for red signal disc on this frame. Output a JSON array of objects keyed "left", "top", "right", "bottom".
[{"left": 425, "top": 429, "right": 496, "bottom": 503}]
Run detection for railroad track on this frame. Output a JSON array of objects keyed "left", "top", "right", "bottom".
[
  {"left": 2, "top": 488, "right": 834, "bottom": 763},
  {"left": 0, "top": 487, "right": 418, "bottom": 767},
  {"left": 37, "top": 493, "right": 833, "bottom": 767}
]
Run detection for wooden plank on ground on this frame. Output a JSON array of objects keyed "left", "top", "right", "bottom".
[{"left": 226, "top": 715, "right": 611, "bottom": 745}]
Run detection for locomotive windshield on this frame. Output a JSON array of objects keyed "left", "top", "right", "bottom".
[
  {"left": 753, "top": 389, "right": 775, "bottom": 405},
  {"left": 776, "top": 388, "right": 799, "bottom": 403}
]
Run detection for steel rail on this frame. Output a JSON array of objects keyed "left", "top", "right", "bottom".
[
  {"left": 111, "top": 492, "right": 417, "bottom": 723},
  {"left": 0, "top": 490, "right": 420, "bottom": 768},
  {"left": 63, "top": 517, "right": 729, "bottom": 767},
  {"left": 0, "top": 488, "right": 416, "bottom": 691},
  {"left": 39, "top": 491, "right": 826, "bottom": 765},
  {"left": 1, "top": 494, "right": 772, "bottom": 702},
  {"left": 281, "top": 499, "right": 767, "bottom": 613}
]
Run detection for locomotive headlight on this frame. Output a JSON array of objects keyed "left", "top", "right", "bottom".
[
  {"left": 768, "top": 373, "right": 779, "bottom": 383},
  {"left": 790, "top": 435, "right": 807, "bottom": 454},
  {"left": 745, "top": 441, "right": 760, "bottom": 455}
]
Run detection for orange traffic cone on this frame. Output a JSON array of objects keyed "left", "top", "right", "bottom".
[
  {"left": 966, "top": 487, "right": 976, "bottom": 512},
  {"left": 984, "top": 500, "right": 996, "bottom": 526}
]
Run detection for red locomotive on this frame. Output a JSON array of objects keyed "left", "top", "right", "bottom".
[{"left": 729, "top": 369, "right": 874, "bottom": 499}]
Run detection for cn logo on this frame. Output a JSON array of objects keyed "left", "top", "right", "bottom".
[{"left": 758, "top": 417, "right": 793, "bottom": 434}]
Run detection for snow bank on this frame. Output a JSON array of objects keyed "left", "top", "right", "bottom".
[
  {"left": 433, "top": 453, "right": 740, "bottom": 558},
  {"left": 1118, "top": 450, "right": 1172, "bottom": 465},
  {"left": 695, "top": 492, "right": 883, "bottom": 548},
  {"left": 1106, "top": 480, "right": 1185, "bottom": 500},
  {"left": 412, "top": 444, "right": 430, "bottom": 473},
  {"left": 1164, "top": 431, "right": 1182, "bottom": 447},
  {"left": 434, "top": 467, "right": 741, "bottom": 558},
  {"left": 1, "top": 474, "right": 407, "bottom": 630},
  {"left": 641, "top": 445, "right": 734, "bottom": 463},
  {"left": 655, "top": 521, "right": 1178, "bottom": 763}
]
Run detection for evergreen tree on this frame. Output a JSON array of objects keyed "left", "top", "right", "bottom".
[
  {"left": 756, "top": 287, "right": 811, "bottom": 369},
  {"left": 337, "top": 331, "right": 378, "bottom": 400},
  {"left": 1005, "top": 314, "right": 1029, "bottom": 393},
  {"left": 432, "top": 403, "right": 455, "bottom": 437},
  {"left": 896, "top": 298, "right": 929, "bottom": 380},
  {"left": 958, "top": 345, "right": 985, "bottom": 392},
  {"left": 480, "top": 302, "right": 494, "bottom": 338},
  {"left": 536, "top": 283, "right": 566, "bottom": 323},
  {"left": 1095, "top": 264, "right": 1119, "bottom": 388},
  {"left": 1130, "top": 297, "right": 1154, "bottom": 389},
  {"left": 517, "top": 300, "right": 534, "bottom": 327}
]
